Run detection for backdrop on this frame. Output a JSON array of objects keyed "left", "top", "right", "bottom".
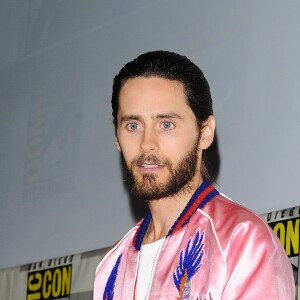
[{"left": 0, "top": 0, "right": 300, "bottom": 270}]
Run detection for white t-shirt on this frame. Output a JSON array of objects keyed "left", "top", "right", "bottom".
[{"left": 135, "top": 237, "right": 165, "bottom": 300}]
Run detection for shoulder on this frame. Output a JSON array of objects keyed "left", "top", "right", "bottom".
[
  {"left": 194, "top": 193, "right": 281, "bottom": 250},
  {"left": 200, "top": 193, "right": 269, "bottom": 227},
  {"left": 194, "top": 195, "right": 295, "bottom": 299}
]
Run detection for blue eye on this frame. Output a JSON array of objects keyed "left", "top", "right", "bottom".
[
  {"left": 161, "top": 121, "right": 174, "bottom": 130},
  {"left": 127, "top": 123, "right": 139, "bottom": 131}
]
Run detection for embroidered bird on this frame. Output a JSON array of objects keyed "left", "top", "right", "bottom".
[{"left": 173, "top": 231, "right": 205, "bottom": 300}]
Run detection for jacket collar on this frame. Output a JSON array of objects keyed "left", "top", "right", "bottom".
[{"left": 133, "top": 180, "right": 219, "bottom": 250}]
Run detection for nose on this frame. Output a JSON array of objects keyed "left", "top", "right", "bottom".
[{"left": 140, "top": 127, "right": 159, "bottom": 153}]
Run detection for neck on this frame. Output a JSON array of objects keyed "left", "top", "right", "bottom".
[
  {"left": 143, "top": 178, "right": 202, "bottom": 244},
  {"left": 133, "top": 179, "right": 218, "bottom": 250}
]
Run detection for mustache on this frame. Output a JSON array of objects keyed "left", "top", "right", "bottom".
[{"left": 131, "top": 154, "right": 168, "bottom": 167}]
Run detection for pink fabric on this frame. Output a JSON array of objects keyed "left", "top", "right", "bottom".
[{"left": 94, "top": 194, "right": 295, "bottom": 299}]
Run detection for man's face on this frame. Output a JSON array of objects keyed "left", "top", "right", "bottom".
[{"left": 116, "top": 77, "right": 203, "bottom": 201}]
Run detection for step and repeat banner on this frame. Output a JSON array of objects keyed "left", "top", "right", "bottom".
[
  {"left": 1, "top": 206, "right": 299, "bottom": 300},
  {"left": 261, "top": 206, "right": 300, "bottom": 299},
  {"left": 0, "top": 248, "right": 107, "bottom": 300}
]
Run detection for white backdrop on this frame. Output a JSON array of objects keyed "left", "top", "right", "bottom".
[{"left": 0, "top": 0, "right": 299, "bottom": 270}]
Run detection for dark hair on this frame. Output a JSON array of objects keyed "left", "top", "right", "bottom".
[{"left": 111, "top": 50, "right": 214, "bottom": 181}]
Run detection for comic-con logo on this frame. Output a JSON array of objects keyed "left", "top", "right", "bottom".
[
  {"left": 27, "top": 265, "right": 72, "bottom": 300},
  {"left": 269, "top": 218, "right": 299, "bottom": 257}
]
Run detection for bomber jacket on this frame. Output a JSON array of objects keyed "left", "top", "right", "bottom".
[{"left": 94, "top": 181, "right": 295, "bottom": 299}]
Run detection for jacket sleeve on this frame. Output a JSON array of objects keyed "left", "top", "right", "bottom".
[{"left": 221, "top": 219, "right": 295, "bottom": 299}]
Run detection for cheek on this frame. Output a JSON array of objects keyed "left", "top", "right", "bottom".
[
  {"left": 163, "top": 135, "right": 198, "bottom": 156},
  {"left": 118, "top": 137, "right": 139, "bottom": 160},
  {"left": 159, "top": 141, "right": 194, "bottom": 165}
]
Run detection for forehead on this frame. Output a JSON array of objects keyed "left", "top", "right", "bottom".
[{"left": 118, "top": 77, "right": 193, "bottom": 117}]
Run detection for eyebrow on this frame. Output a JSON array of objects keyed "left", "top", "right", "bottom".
[
  {"left": 155, "top": 113, "right": 182, "bottom": 120},
  {"left": 120, "top": 113, "right": 182, "bottom": 123},
  {"left": 120, "top": 115, "right": 141, "bottom": 123}
]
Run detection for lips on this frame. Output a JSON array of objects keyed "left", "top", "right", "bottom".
[
  {"left": 140, "top": 163, "right": 163, "bottom": 169},
  {"left": 134, "top": 154, "right": 164, "bottom": 168}
]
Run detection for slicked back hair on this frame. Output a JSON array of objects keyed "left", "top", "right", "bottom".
[{"left": 111, "top": 50, "right": 214, "bottom": 181}]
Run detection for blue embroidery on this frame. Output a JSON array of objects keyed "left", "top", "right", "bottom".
[
  {"left": 173, "top": 231, "right": 205, "bottom": 299},
  {"left": 103, "top": 254, "right": 122, "bottom": 300}
]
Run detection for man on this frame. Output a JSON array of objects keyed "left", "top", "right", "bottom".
[{"left": 94, "top": 51, "right": 294, "bottom": 299}]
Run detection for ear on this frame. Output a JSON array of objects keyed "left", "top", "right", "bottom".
[
  {"left": 199, "top": 116, "right": 215, "bottom": 150},
  {"left": 115, "top": 137, "right": 121, "bottom": 152}
]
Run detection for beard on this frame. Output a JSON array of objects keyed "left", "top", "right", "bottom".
[{"left": 121, "top": 136, "right": 200, "bottom": 201}]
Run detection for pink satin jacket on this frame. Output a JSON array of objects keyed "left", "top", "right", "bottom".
[{"left": 94, "top": 181, "right": 295, "bottom": 299}]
